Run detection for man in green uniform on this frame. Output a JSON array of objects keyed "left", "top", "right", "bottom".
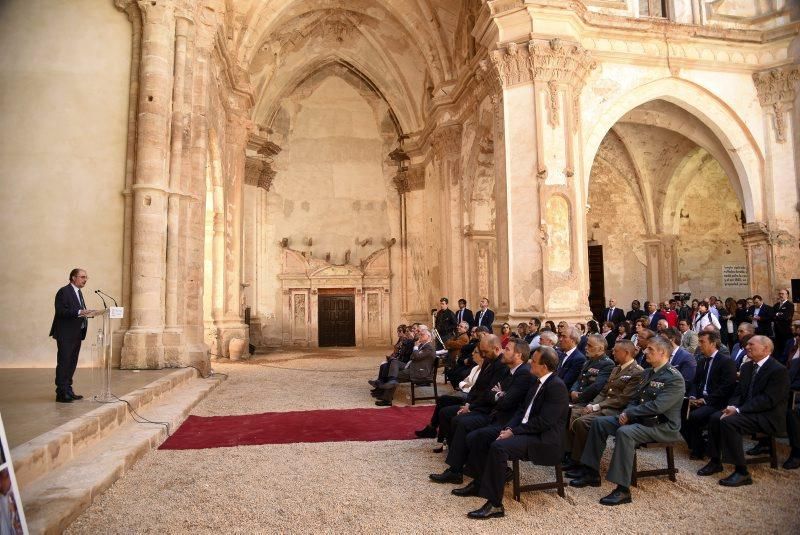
[{"left": 569, "top": 335, "right": 685, "bottom": 505}]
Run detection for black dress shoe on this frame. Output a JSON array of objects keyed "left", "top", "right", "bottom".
[
  {"left": 432, "top": 445, "right": 444, "bottom": 453},
  {"left": 429, "top": 469, "right": 463, "bottom": 484},
  {"left": 467, "top": 501, "right": 504, "bottom": 519},
  {"left": 452, "top": 481, "right": 480, "bottom": 497},
  {"left": 599, "top": 488, "right": 632, "bottom": 506},
  {"left": 782, "top": 457, "right": 800, "bottom": 470},
  {"left": 375, "top": 400, "right": 392, "bottom": 407},
  {"left": 368, "top": 379, "right": 380, "bottom": 387},
  {"left": 565, "top": 466, "right": 585, "bottom": 479},
  {"left": 562, "top": 458, "right": 580, "bottom": 471},
  {"left": 746, "top": 443, "right": 771, "bottom": 456},
  {"left": 415, "top": 426, "right": 437, "bottom": 438},
  {"left": 55, "top": 393, "right": 73, "bottom": 403},
  {"left": 719, "top": 472, "right": 753, "bottom": 487},
  {"left": 697, "top": 461, "right": 723, "bottom": 476},
  {"left": 68, "top": 391, "right": 84, "bottom": 400},
  {"left": 569, "top": 473, "right": 601, "bottom": 488},
  {"left": 689, "top": 452, "right": 705, "bottom": 461}
]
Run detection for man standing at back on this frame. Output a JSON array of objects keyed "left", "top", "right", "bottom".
[
  {"left": 50, "top": 268, "right": 97, "bottom": 403},
  {"left": 474, "top": 298, "right": 495, "bottom": 332},
  {"left": 455, "top": 299, "right": 474, "bottom": 330},
  {"left": 602, "top": 298, "right": 625, "bottom": 328}
]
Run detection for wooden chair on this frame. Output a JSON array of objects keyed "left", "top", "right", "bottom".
[
  {"left": 410, "top": 357, "right": 440, "bottom": 405},
  {"left": 745, "top": 433, "right": 779, "bottom": 469},
  {"left": 630, "top": 441, "right": 680, "bottom": 487},
  {"left": 511, "top": 460, "right": 566, "bottom": 501}
]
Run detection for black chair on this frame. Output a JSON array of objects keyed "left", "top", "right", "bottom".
[
  {"left": 630, "top": 441, "right": 679, "bottom": 486},
  {"left": 511, "top": 459, "right": 566, "bottom": 501},
  {"left": 410, "top": 357, "right": 440, "bottom": 405}
]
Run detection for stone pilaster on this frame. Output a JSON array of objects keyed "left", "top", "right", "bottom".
[
  {"left": 739, "top": 222, "right": 775, "bottom": 300},
  {"left": 121, "top": 0, "right": 176, "bottom": 369}
]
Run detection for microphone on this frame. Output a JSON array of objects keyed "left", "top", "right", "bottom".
[
  {"left": 94, "top": 290, "right": 108, "bottom": 309},
  {"left": 96, "top": 290, "right": 118, "bottom": 307}
]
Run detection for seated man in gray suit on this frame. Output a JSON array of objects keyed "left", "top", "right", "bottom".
[
  {"left": 570, "top": 335, "right": 685, "bottom": 505},
  {"left": 375, "top": 326, "right": 436, "bottom": 406}
]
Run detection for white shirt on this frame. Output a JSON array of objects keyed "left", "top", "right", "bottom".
[
  {"left": 702, "top": 350, "right": 718, "bottom": 397},
  {"left": 459, "top": 365, "right": 481, "bottom": 393},
  {"left": 560, "top": 347, "right": 576, "bottom": 368},
  {"left": 753, "top": 306, "right": 761, "bottom": 327},
  {"left": 528, "top": 334, "right": 541, "bottom": 350},
  {"left": 670, "top": 346, "right": 679, "bottom": 365},
  {"left": 521, "top": 372, "right": 552, "bottom": 424}
]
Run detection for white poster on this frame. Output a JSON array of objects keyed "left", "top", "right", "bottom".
[
  {"left": 0, "top": 414, "right": 28, "bottom": 535},
  {"left": 722, "top": 265, "right": 749, "bottom": 287}
]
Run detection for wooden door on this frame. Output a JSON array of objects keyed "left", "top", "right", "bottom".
[
  {"left": 588, "top": 245, "right": 605, "bottom": 322},
  {"left": 318, "top": 294, "right": 356, "bottom": 347}
]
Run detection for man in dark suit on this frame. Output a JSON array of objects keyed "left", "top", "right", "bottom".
[
  {"left": 429, "top": 337, "right": 531, "bottom": 484},
  {"left": 746, "top": 295, "right": 774, "bottom": 337},
  {"left": 602, "top": 298, "right": 625, "bottom": 328},
  {"left": 375, "top": 326, "right": 436, "bottom": 406},
  {"left": 645, "top": 301, "right": 665, "bottom": 332},
  {"left": 434, "top": 298, "right": 457, "bottom": 346},
  {"left": 698, "top": 335, "right": 790, "bottom": 486},
  {"left": 663, "top": 328, "right": 697, "bottom": 386},
  {"left": 570, "top": 335, "right": 685, "bottom": 505},
  {"left": 681, "top": 330, "right": 737, "bottom": 459},
  {"left": 730, "top": 322, "right": 754, "bottom": 370},
  {"left": 453, "top": 346, "right": 569, "bottom": 519},
  {"left": 784, "top": 321, "right": 800, "bottom": 469},
  {"left": 455, "top": 299, "right": 474, "bottom": 330},
  {"left": 556, "top": 327, "right": 587, "bottom": 389},
  {"left": 773, "top": 289, "right": 795, "bottom": 360},
  {"left": 474, "top": 297, "right": 495, "bottom": 332},
  {"left": 50, "top": 268, "right": 97, "bottom": 403}
]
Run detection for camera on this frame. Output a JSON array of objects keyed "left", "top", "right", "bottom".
[{"left": 672, "top": 292, "right": 691, "bottom": 302}]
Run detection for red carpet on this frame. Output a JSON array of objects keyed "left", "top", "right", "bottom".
[{"left": 159, "top": 405, "right": 435, "bottom": 450}]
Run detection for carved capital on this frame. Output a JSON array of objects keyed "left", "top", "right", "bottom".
[
  {"left": 393, "top": 165, "right": 425, "bottom": 195},
  {"left": 245, "top": 137, "right": 282, "bottom": 192},
  {"left": 753, "top": 65, "right": 800, "bottom": 144},
  {"left": 431, "top": 124, "right": 463, "bottom": 157}
]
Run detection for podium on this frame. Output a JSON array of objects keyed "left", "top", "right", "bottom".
[{"left": 92, "top": 306, "right": 124, "bottom": 402}]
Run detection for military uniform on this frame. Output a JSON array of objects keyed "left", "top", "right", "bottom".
[
  {"left": 571, "top": 356, "right": 615, "bottom": 404},
  {"left": 580, "top": 363, "right": 685, "bottom": 487},
  {"left": 568, "top": 361, "right": 645, "bottom": 461}
]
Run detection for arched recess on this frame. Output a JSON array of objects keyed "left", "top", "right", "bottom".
[{"left": 583, "top": 78, "right": 764, "bottom": 223}]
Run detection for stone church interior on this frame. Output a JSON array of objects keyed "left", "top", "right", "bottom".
[{"left": 0, "top": 0, "right": 798, "bottom": 532}]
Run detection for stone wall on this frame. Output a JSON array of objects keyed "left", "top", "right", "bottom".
[{"left": 0, "top": 0, "right": 131, "bottom": 367}]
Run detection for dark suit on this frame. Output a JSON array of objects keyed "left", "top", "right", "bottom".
[
  {"left": 571, "top": 356, "right": 615, "bottom": 404},
  {"left": 647, "top": 311, "right": 665, "bottom": 331},
  {"left": 773, "top": 300, "right": 795, "bottom": 359},
  {"left": 681, "top": 352, "right": 737, "bottom": 456},
  {"left": 626, "top": 309, "right": 647, "bottom": 323},
  {"left": 604, "top": 331, "right": 617, "bottom": 352},
  {"left": 455, "top": 307, "right": 474, "bottom": 329},
  {"left": 474, "top": 308, "right": 495, "bottom": 332},
  {"left": 747, "top": 304, "right": 774, "bottom": 337},
  {"left": 708, "top": 357, "right": 790, "bottom": 466},
  {"left": 557, "top": 348, "right": 586, "bottom": 390},
  {"left": 438, "top": 357, "right": 505, "bottom": 443},
  {"left": 602, "top": 307, "right": 625, "bottom": 327},
  {"left": 379, "top": 343, "right": 436, "bottom": 401},
  {"left": 465, "top": 374, "right": 569, "bottom": 506},
  {"left": 669, "top": 347, "right": 697, "bottom": 385},
  {"left": 50, "top": 284, "right": 88, "bottom": 393},
  {"left": 731, "top": 342, "right": 749, "bottom": 370}
]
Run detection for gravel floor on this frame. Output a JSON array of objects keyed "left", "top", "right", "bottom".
[{"left": 67, "top": 349, "right": 800, "bottom": 534}]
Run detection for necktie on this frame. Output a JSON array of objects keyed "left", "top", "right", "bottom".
[
  {"left": 78, "top": 289, "right": 87, "bottom": 329},
  {"left": 521, "top": 380, "right": 542, "bottom": 424},
  {"left": 747, "top": 363, "right": 760, "bottom": 400},
  {"left": 703, "top": 357, "right": 714, "bottom": 396},
  {"left": 607, "top": 308, "right": 612, "bottom": 321}
]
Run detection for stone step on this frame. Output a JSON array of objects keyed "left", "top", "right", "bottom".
[
  {"left": 17, "top": 374, "right": 224, "bottom": 535},
  {"left": 11, "top": 368, "right": 198, "bottom": 489}
]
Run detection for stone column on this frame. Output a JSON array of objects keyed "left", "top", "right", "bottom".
[
  {"left": 752, "top": 65, "right": 800, "bottom": 289},
  {"left": 484, "top": 38, "right": 597, "bottom": 324},
  {"left": 120, "top": 0, "right": 176, "bottom": 369},
  {"left": 215, "top": 109, "right": 251, "bottom": 357},
  {"left": 740, "top": 222, "right": 775, "bottom": 299},
  {"left": 643, "top": 236, "right": 665, "bottom": 301},
  {"left": 431, "top": 124, "right": 465, "bottom": 301}
]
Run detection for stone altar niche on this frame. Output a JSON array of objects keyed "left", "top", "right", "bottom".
[{"left": 278, "top": 246, "right": 393, "bottom": 347}]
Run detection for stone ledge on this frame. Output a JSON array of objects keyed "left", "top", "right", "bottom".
[
  {"left": 11, "top": 368, "right": 196, "bottom": 489},
  {"left": 20, "top": 374, "right": 224, "bottom": 535}
]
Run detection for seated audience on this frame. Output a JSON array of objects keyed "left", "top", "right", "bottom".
[
  {"left": 446, "top": 326, "right": 482, "bottom": 389},
  {"left": 373, "top": 326, "right": 436, "bottom": 407},
  {"left": 698, "top": 336, "right": 789, "bottom": 486},
  {"left": 564, "top": 340, "right": 644, "bottom": 476},
  {"left": 500, "top": 323, "right": 512, "bottom": 349},
  {"left": 544, "top": 320, "right": 557, "bottom": 333},
  {"left": 681, "top": 330, "right": 737, "bottom": 459},
  {"left": 453, "top": 346, "right": 569, "bottom": 519},
  {"left": 526, "top": 317, "right": 541, "bottom": 348},
  {"left": 784, "top": 320, "right": 800, "bottom": 469},
  {"left": 557, "top": 327, "right": 587, "bottom": 389},
  {"left": 634, "top": 329, "right": 655, "bottom": 367},
  {"left": 602, "top": 321, "right": 617, "bottom": 352},
  {"left": 731, "top": 322, "right": 755, "bottom": 370},
  {"left": 570, "top": 335, "right": 685, "bottom": 505},
  {"left": 645, "top": 301, "right": 665, "bottom": 331},
  {"left": 663, "top": 328, "right": 697, "bottom": 385},
  {"left": 444, "top": 321, "right": 470, "bottom": 370},
  {"left": 678, "top": 319, "right": 699, "bottom": 354}
]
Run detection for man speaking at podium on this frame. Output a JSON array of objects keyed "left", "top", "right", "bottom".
[{"left": 50, "top": 268, "right": 98, "bottom": 403}]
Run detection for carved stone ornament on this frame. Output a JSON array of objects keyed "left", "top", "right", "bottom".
[
  {"left": 431, "top": 124, "right": 463, "bottom": 156},
  {"left": 753, "top": 65, "right": 800, "bottom": 144},
  {"left": 392, "top": 165, "right": 425, "bottom": 194}
]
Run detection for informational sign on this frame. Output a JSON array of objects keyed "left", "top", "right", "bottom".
[
  {"left": 722, "top": 265, "right": 749, "bottom": 287},
  {"left": 108, "top": 306, "right": 125, "bottom": 319},
  {"left": 0, "top": 414, "right": 28, "bottom": 534}
]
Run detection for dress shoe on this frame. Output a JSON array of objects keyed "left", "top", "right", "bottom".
[
  {"left": 452, "top": 481, "right": 480, "bottom": 497},
  {"left": 432, "top": 445, "right": 444, "bottom": 453},
  {"left": 689, "top": 452, "right": 705, "bottom": 461},
  {"left": 375, "top": 400, "right": 392, "bottom": 407},
  {"left": 415, "top": 425, "right": 437, "bottom": 438},
  {"left": 782, "top": 457, "right": 800, "bottom": 470},
  {"left": 55, "top": 393, "right": 73, "bottom": 403},
  {"left": 569, "top": 473, "right": 601, "bottom": 488},
  {"left": 565, "top": 466, "right": 585, "bottom": 479},
  {"left": 380, "top": 379, "right": 398, "bottom": 389},
  {"left": 562, "top": 457, "right": 580, "bottom": 471},
  {"left": 599, "top": 487, "right": 632, "bottom": 506},
  {"left": 746, "top": 443, "right": 771, "bottom": 456},
  {"left": 719, "top": 472, "right": 753, "bottom": 487},
  {"left": 68, "top": 390, "right": 84, "bottom": 400},
  {"left": 467, "top": 501, "right": 504, "bottom": 519},
  {"left": 429, "top": 469, "right": 463, "bottom": 484},
  {"left": 696, "top": 461, "right": 723, "bottom": 476},
  {"left": 368, "top": 379, "right": 380, "bottom": 387}
]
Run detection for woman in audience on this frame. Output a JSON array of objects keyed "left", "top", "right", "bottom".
[
  {"left": 543, "top": 320, "right": 557, "bottom": 332},
  {"left": 719, "top": 297, "right": 738, "bottom": 349},
  {"left": 500, "top": 323, "right": 512, "bottom": 348},
  {"left": 516, "top": 322, "right": 528, "bottom": 341},
  {"left": 616, "top": 321, "right": 633, "bottom": 341},
  {"left": 689, "top": 299, "right": 700, "bottom": 323},
  {"left": 415, "top": 347, "right": 484, "bottom": 451}
]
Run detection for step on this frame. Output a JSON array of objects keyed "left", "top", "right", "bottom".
[{"left": 16, "top": 374, "right": 224, "bottom": 534}]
